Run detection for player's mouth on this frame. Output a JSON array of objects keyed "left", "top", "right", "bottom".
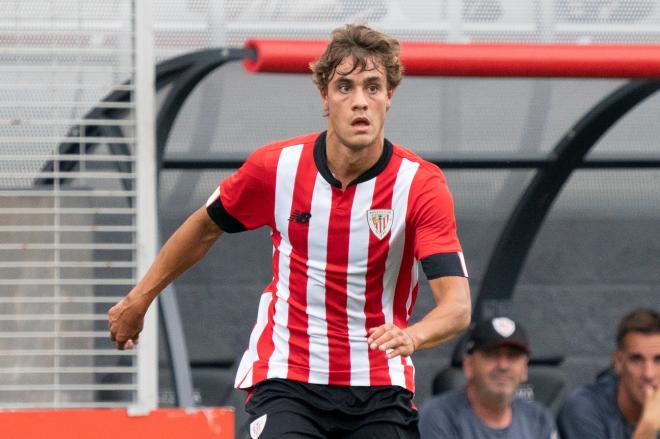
[{"left": 351, "top": 117, "right": 370, "bottom": 130}]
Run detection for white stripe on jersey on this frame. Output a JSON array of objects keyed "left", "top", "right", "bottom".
[
  {"left": 306, "top": 173, "right": 332, "bottom": 384},
  {"left": 268, "top": 144, "right": 303, "bottom": 379},
  {"left": 234, "top": 292, "right": 273, "bottom": 388},
  {"left": 383, "top": 158, "right": 419, "bottom": 387},
  {"left": 458, "top": 252, "right": 468, "bottom": 277},
  {"left": 205, "top": 186, "right": 220, "bottom": 207},
  {"left": 346, "top": 178, "right": 377, "bottom": 385}
]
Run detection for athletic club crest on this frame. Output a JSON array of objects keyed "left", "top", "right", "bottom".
[
  {"left": 492, "top": 317, "right": 516, "bottom": 338},
  {"left": 250, "top": 414, "right": 267, "bottom": 438},
  {"left": 367, "top": 209, "right": 393, "bottom": 240}
]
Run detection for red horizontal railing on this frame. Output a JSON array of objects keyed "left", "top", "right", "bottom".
[{"left": 244, "top": 39, "right": 660, "bottom": 78}]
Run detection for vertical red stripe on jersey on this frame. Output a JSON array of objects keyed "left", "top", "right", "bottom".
[
  {"left": 250, "top": 145, "right": 282, "bottom": 385},
  {"left": 393, "top": 229, "right": 415, "bottom": 330},
  {"left": 252, "top": 231, "right": 282, "bottom": 384},
  {"left": 284, "top": 149, "right": 317, "bottom": 382},
  {"left": 325, "top": 186, "right": 356, "bottom": 384},
  {"left": 364, "top": 162, "right": 399, "bottom": 385},
  {"left": 409, "top": 283, "right": 419, "bottom": 320}
]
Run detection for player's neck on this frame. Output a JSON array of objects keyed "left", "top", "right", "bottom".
[
  {"left": 617, "top": 381, "right": 642, "bottom": 424},
  {"left": 325, "top": 131, "right": 383, "bottom": 189},
  {"left": 466, "top": 385, "right": 513, "bottom": 429}
]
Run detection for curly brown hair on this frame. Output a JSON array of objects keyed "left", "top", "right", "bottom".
[{"left": 310, "top": 24, "right": 403, "bottom": 93}]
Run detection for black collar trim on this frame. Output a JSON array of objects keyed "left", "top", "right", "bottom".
[{"left": 313, "top": 131, "right": 393, "bottom": 188}]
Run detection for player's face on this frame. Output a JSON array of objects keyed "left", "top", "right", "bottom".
[
  {"left": 464, "top": 345, "right": 529, "bottom": 400},
  {"left": 614, "top": 332, "right": 660, "bottom": 407},
  {"left": 322, "top": 56, "right": 393, "bottom": 152}
]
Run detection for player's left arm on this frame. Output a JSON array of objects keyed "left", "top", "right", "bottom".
[
  {"left": 368, "top": 166, "right": 471, "bottom": 358},
  {"left": 368, "top": 276, "right": 470, "bottom": 359}
]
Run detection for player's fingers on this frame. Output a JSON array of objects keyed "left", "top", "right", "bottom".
[
  {"left": 371, "top": 327, "right": 410, "bottom": 352},
  {"left": 113, "top": 331, "right": 133, "bottom": 350},
  {"left": 107, "top": 304, "right": 120, "bottom": 327},
  {"left": 367, "top": 325, "right": 388, "bottom": 343},
  {"left": 368, "top": 324, "right": 387, "bottom": 337},
  {"left": 385, "top": 341, "right": 414, "bottom": 359},
  {"left": 369, "top": 328, "right": 397, "bottom": 349},
  {"left": 387, "top": 348, "right": 413, "bottom": 359},
  {"left": 380, "top": 333, "right": 411, "bottom": 350},
  {"left": 386, "top": 346, "right": 404, "bottom": 359},
  {"left": 370, "top": 323, "right": 395, "bottom": 336},
  {"left": 116, "top": 337, "right": 138, "bottom": 350},
  {"left": 369, "top": 323, "right": 396, "bottom": 332}
]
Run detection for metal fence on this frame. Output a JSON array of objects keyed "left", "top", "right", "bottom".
[{"left": 0, "top": 0, "right": 157, "bottom": 412}]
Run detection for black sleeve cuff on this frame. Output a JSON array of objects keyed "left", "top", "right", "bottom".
[
  {"left": 421, "top": 252, "right": 468, "bottom": 280},
  {"left": 206, "top": 197, "right": 247, "bottom": 233}
]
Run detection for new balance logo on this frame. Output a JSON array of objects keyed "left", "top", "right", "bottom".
[{"left": 289, "top": 210, "right": 312, "bottom": 224}]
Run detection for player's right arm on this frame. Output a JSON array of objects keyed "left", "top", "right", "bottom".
[
  {"left": 108, "top": 143, "right": 273, "bottom": 350},
  {"left": 108, "top": 206, "right": 223, "bottom": 350}
]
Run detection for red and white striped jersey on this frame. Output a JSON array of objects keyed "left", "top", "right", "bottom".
[{"left": 206, "top": 132, "right": 467, "bottom": 393}]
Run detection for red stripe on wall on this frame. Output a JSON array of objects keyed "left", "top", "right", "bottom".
[{"left": 325, "top": 186, "right": 356, "bottom": 384}]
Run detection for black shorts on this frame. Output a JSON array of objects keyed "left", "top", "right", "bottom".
[{"left": 243, "top": 379, "right": 419, "bottom": 439}]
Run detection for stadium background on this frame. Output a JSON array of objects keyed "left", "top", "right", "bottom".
[{"left": 2, "top": 0, "right": 660, "bottom": 437}]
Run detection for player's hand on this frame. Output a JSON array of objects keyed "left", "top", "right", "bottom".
[
  {"left": 108, "top": 295, "right": 148, "bottom": 350},
  {"left": 640, "top": 385, "right": 660, "bottom": 431},
  {"left": 367, "top": 323, "right": 417, "bottom": 359}
]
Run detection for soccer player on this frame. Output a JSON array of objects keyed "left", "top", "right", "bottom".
[
  {"left": 418, "top": 317, "right": 558, "bottom": 439},
  {"left": 558, "top": 308, "right": 660, "bottom": 439},
  {"left": 109, "top": 24, "right": 471, "bottom": 438}
]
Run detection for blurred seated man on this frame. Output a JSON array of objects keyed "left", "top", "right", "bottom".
[
  {"left": 419, "top": 317, "right": 558, "bottom": 438},
  {"left": 558, "top": 308, "right": 660, "bottom": 439}
]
